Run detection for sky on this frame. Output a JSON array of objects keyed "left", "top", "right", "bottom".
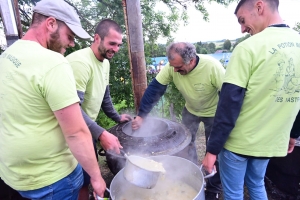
[{"left": 170, "top": 0, "right": 300, "bottom": 43}]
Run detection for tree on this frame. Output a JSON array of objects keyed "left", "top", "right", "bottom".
[
  {"left": 293, "top": 22, "right": 300, "bottom": 32},
  {"left": 232, "top": 34, "right": 250, "bottom": 50},
  {"left": 223, "top": 39, "right": 231, "bottom": 51},
  {"left": 200, "top": 48, "right": 208, "bottom": 54},
  {"left": 207, "top": 42, "right": 216, "bottom": 53}
]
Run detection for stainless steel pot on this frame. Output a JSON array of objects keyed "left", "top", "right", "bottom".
[{"left": 109, "top": 155, "right": 215, "bottom": 200}]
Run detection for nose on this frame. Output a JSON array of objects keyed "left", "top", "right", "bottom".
[
  {"left": 69, "top": 39, "right": 75, "bottom": 48},
  {"left": 241, "top": 25, "right": 247, "bottom": 33},
  {"left": 113, "top": 45, "right": 120, "bottom": 53}
]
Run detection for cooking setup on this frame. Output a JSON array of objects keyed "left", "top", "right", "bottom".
[{"left": 98, "top": 117, "right": 215, "bottom": 200}]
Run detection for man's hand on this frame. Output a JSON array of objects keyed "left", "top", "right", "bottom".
[
  {"left": 119, "top": 114, "right": 132, "bottom": 123},
  {"left": 202, "top": 152, "right": 217, "bottom": 173},
  {"left": 99, "top": 131, "right": 122, "bottom": 154},
  {"left": 288, "top": 138, "right": 296, "bottom": 153},
  {"left": 131, "top": 116, "right": 143, "bottom": 130},
  {"left": 91, "top": 175, "right": 106, "bottom": 198}
]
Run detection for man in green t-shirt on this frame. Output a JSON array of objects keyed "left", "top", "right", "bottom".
[
  {"left": 202, "top": 0, "right": 300, "bottom": 199},
  {"left": 0, "top": 0, "right": 107, "bottom": 199},
  {"left": 132, "top": 42, "right": 225, "bottom": 199},
  {"left": 67, "top": 19, "right": 132, "bottom": 200}
]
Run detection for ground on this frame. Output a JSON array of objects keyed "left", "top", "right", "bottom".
[{"left": 96, "top": 122, "right": 299, "bottom": 199}]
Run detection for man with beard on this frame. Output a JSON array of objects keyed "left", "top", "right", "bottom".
[
  {"left": 0, "top": 0, "right": 107, "bottom": 199},
  {"left": 66, "top": 19, "right": 132, "bottom": 200}
]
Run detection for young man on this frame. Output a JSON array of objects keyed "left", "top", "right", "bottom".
[
  {"left": 202, "top": 0, "right": 300, "bottom": 199},
  {"left": 0, "top": 0, "right": 107, "bottom": 199},
  {"left": 132, "top": 42, "right": 225, "bottom": 199},
  {"left": 66, "top": 19, "right": 132, "bottom": 200}
]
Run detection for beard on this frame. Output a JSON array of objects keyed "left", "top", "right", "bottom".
[
  {"left": 97, "top": 41, "right": 114, "bottom": 60},
  {"left": 47, "top": 28, "right": 63, "bottom": 54}
]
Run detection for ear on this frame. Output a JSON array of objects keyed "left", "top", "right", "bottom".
[
  {"left": 94, "top": 33, "right": 101, "bottom": 43},
  {"left": 45, "top": 17, "right": 58, "bottom": 32},
  {"left": 256, "top": 1, "right": 264, "bottom": 15}
]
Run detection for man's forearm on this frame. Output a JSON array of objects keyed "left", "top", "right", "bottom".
[
  {"left": 77, "top": 90, "right": 105, "bottom": 140},
  {"left": 54, "top": 103, "right": 102, "bottom": 180},
  {"left": 138, "top": 78, "right": 167, "bottom": 118},
  {"left": 101, "top": 86, "right": 120, "bottom": 122}
]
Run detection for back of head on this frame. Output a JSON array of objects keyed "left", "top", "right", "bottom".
[
  {"left": 95, "top": 19, "right": 122, "bottom": 40},
  {"left": 166, "top": 42, "right": 197, "bottom": 64},
  {"left": 33, "top": 0, "right": 90, "bottom": 39},
  {"left": 234, "top": 0, "right": 279, "bottom": 14}
]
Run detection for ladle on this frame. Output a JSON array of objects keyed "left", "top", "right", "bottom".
[{"left": 120, "top": 149, "right": 165, "bottom": 189}]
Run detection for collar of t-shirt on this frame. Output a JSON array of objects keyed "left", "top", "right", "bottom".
[
  {"left": 268, "top": 24, "right": 290, "bottom": 28},
  {"left": 190, "top": 55, "right": 200, "bottom": 73}
]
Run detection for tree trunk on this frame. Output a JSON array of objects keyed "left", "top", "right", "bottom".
[{"left": 122, "top": 0, "right": 147, "bottom": 114}]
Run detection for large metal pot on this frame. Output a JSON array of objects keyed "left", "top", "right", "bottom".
[
  {"left": 109, "top": 155, "right": 212, "bottom": 200},
  {"left": 102, "top": 117, "right": 192, "bottom": 175}
]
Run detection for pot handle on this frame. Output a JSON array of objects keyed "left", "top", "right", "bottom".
[
  {"left": 200, "top": 164, "right": 217, "bottom": 179},
  {"left": 96, "top": 188, "right": 110, "bottom": 200}
]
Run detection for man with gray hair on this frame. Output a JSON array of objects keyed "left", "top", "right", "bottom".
[
  {"left": 0, "top": 0, "right": 106, "bottom": 199},
  {"left": 132, "top": 42, "right": 225, "bottom": 199}
]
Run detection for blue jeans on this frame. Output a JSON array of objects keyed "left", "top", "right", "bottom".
[
  {"left": 18, "top": 164, "right": 83, "bottom": 200},
  {"left": 219, "top": 148, "right": 269, "bottom": 200}
]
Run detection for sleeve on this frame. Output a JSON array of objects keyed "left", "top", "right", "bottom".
[
  {"left": 101, "top": 86, "right": 121, "bottom": 123},
  {"left": 43, "top": 63, "right": 79, "bottom": 111},
  {"left": 69, "top": 60, "right": 91, "bottom": 92},
  {"left": 138, "top": 78, "right": 167, "bottom": 118},
  {"left": 224, "top": 45, "right": 253, "bottom": 88},
  {"left": 206, "top": 83, "right": 246, "bottom": 155},
  {"left": 290, "top": 110, "right": 300, "bottom": 138},
  {"left": 155, "top": 63, "right": 173, "bottom": 85},
  {"left": 77, "top": 90, "right": 105, "bottom": 140}
]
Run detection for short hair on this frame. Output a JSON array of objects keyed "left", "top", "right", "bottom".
[
  {"left": 31, "top": 13, "right": 47, "bottom": 26},
  {"left": 31, "top": 12, "right": 64, "bottom": 28},
  {"left": 166, "top": 42, "right": 197, "bottom": 64},
  {"left": 234, "top": 0, "right": 279, "bottom": 14},
  {"left": 95, "top": 19, "right": 122, "bottom": 39}
]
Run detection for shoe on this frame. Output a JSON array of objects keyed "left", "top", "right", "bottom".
[{"left": 205, "top": 191, "right": 221, "bottom": 200}]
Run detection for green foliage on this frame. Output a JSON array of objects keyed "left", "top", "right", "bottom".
[
  {"left": 162, "top": 82, "right": 185, "bottom": 121},
  {"left": 200, "top": 48, "right": 208, "bottom": 54},
  {"left": 223, "top": 39, "right": 232, "bottom": 51},
  {"left": 293, "top": 22, "right": 300, "bottom": 32},
  {"left": 232, "top": 34, "right": 250, "bottom": 50},
  {"left": 207, "top": 42, "right": 216, "bottom": 53},
  {"left": 95, "top": 100, "right": 130, "bottom": 129}
]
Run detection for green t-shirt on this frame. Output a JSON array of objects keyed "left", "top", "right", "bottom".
[
  {"left": 156, "top": 54, "right": 225, "bottom": 117},
  {"left": 0, "top": 40, "right": 79, "bottom": 190},
  {"left": 67, "top": 47, "right": 110, "bottom": 121},
  {"left": 224, "top": 28, "right": 300, "bottom": 157}
]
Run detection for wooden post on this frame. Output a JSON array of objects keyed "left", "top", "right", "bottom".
[
  {"left": 122, "top": 0, "right": 147, "bottom": 114},
  {"left": 0, "top": 0, "right": 22, "bottom": 47}
]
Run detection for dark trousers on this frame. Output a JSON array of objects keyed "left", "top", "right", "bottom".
[
  {"left": 181, "top": 107, "right": 222, "bottom": 194},
  {"left": 0, "top": 178, "right": 28, "bottom": 200}
]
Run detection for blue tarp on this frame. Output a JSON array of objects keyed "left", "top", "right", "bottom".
[{"left": 151, "top": 53, "right": 232, "bottom": 67}]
